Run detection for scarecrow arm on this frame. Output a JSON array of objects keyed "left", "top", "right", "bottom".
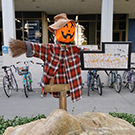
[
  {"left": 9, "top": 39, "right": 33, "bottom": 58},
  {"left": 9, "top": 39, "right": 27, "bottom": 57},
  {"left": 9, "top": 39, "right": 47, "bottom": 62}
]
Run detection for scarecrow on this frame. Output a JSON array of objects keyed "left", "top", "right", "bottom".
[{"left": 9, "top": 13, "right": 83, "bottom": 102}]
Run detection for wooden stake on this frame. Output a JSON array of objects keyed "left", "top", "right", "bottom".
[
  {"left": 44, "top": 77, "right": 69, "bottom": 111},
  {"left": 44, "top": 53, "right": 69, "bottom": 111},
  {"left": 59, "top": 90, "right": 67, "bottom": 110}
]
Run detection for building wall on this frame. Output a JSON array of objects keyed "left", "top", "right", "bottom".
[{"left": 1, "top": 0, "right": 134, "bottom": 89}]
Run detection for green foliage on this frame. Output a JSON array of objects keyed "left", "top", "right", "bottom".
[
  {"left": 109, "top": 112, "right": 135, "bottom": 127},
  {"left": 1, "top": 112, "right": 135, "bottom": 134},
  {"left": 0, "top": 114, "right": 46, "bottom": 135}
]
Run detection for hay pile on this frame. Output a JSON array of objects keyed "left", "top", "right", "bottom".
[{"left": 9, "top": 39, "right": 27, "bottom": 57}]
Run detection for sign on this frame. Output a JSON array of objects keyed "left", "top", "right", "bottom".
[
  {"left": 2, "top": 46, "right": 8, "bottom": 54},
  {"left": 25, "top": 20, "right": 40, "bottom": 43},
  {"left": 80, "top": 42, "right": 132, "bottom": 70}
]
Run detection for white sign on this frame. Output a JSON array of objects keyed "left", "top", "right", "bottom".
[{"left": 80, "top": 42, "right": 132, "bottom": 70}]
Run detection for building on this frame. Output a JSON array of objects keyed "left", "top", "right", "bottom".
[{"left": 0, "top": 0, "right": 135, "bottom": 88}]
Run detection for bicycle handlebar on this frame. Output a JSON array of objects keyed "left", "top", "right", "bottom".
[
  {"left": 16, "top": 60, "right": 34, "bottom": 64},
  {"left": 2, "top": 61, "right": 34, "bottom": 76},
  {"left": 36, "top": 62, "right": 44, "bottom": 68},
  {"left": 14, "top": 60, "right": 34, "bottom": 75}
]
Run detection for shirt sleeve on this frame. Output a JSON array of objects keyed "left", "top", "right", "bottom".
[
  {"left": 76, "top": 46, "right": 86, "bottom": 53},
  {"left": 25, "top": 41, "right": 49, "bottom": 62}
]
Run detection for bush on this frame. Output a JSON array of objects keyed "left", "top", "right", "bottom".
[
  {"left": 109, "top": 112, "right": 135, "bottom": 127},
  {"left": 1, "top": 112, "right": 135, "bottom": 135},
  {"left": 0, "top": 114, "right": 46, "bottom": 135}
]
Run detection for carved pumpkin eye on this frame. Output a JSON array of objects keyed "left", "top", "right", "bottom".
[
  {"left": 56, "top": 21, "right": 76, "bottom": 43},
  {"left": 71, "top": 22, "right": 74, "bottom": 28},
  {"left": 64, "top": 24, "right": 68, "bottom": 28}
]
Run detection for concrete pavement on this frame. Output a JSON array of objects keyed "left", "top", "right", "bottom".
[{"left": 0, "top": 86, "right": 135, "bottom": 120}]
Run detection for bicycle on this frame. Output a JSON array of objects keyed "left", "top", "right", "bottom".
[
  {"left": 122, "top": 63, "right": 135, "bottom": 93},
  {"left": 15, "top": 60, "right": 34, "bottom": 98},
  {"left": 2, "top": 65, "right": 18, "bottom": 97},
  {"left": 87, "top": 70, "right": 102, "bottom": 96},
  {"left": 107, "top": 70, "right": 122, "bottom": 93},
  {"left": 36, "top": 62, "right": 44, "bottom": 96},
  {"left": 36, "top": 62, "right": 44, "bottom": 86}
]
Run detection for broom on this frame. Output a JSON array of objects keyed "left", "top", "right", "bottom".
[{"left": 9, "top": 39, "right": 27, "bottom": 57}]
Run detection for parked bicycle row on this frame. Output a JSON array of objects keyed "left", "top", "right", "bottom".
[
  {"left": 87, "top": 62, "right": 135, "bottom": 96},
  {"left": 2, "top": 61, "right": 135, "bottom": 98},
  {"left": 2, "top": 60, "right": 35, "bottom": 98}
]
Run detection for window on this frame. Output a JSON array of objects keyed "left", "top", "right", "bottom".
[
  {"left": 15, "top": 12, "right": 42, "bottom": 42},
  {"left": 77, "top": 15, "right": 96, "bottom": 45},
  {"left": 113, "top": 14, "right": 127, "bottom": 41}
]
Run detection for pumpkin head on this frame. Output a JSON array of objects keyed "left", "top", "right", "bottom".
[{"left": 55, "top": 21, "right": 76, "bottom": 43}]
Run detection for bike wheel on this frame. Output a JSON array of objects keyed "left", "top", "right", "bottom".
[
  {"left": 113, "top": 74, "right": 122, "bottom": 93},
  {"left": 96, "top": 76, "right": 102, "bottom": 95},
  {"left": 24, "top": 77, "right": 29, "bottom": 98},
  {"left": 11, "top": 74, "right": 18, "bottom": 91},
  {"left": 122, "top": 70, "right": 128, "bottom": 88},
  {"left": 87, "top": 75, "right": 91, "bottom": 96},
  {"left": 88, "top": 84, "right": 90, "bottom": 96},
  {"left": 3, "top": 76, "right": 12, "bottom": 97},
  {"left": 108, "top": 72, "right": 113, "bottom": 88},
  {"left": 28, "top": 72, "right": 32, "bottom": 91},
  {"left": 128, "top": 73, "right": 135, "bottom": 93}
]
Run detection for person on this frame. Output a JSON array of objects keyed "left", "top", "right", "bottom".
[{"left": 9, "top": 13, "right": 83, "bottom": 102}]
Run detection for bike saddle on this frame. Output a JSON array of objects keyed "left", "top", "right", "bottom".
[{"left": 2, "top": 66, "right": 9, "bottom": 69}]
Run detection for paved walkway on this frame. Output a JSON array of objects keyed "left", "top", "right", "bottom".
[{"left": 0, "top": 86, "right": 135, "bottom": 119}]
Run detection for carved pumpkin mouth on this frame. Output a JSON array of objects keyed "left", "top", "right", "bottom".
[{"left": 61, "top": 31, "right": 75, "bottom": 39}]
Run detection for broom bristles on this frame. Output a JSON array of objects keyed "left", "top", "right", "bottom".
[{"left": 9, "top": 39, "right": 27, "bottom": 57}]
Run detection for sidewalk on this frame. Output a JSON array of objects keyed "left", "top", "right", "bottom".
[{"left": 0, "top": 86, "right": 135, "bottom": 120}]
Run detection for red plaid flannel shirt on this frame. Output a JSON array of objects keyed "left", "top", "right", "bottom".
[{"left": 26, "top": 42, "right": 82, "bottom": 102}]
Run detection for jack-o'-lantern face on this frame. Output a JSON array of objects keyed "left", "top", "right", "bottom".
[{"left": 55, "top": 21, "right": 76, "bottom": 43}]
